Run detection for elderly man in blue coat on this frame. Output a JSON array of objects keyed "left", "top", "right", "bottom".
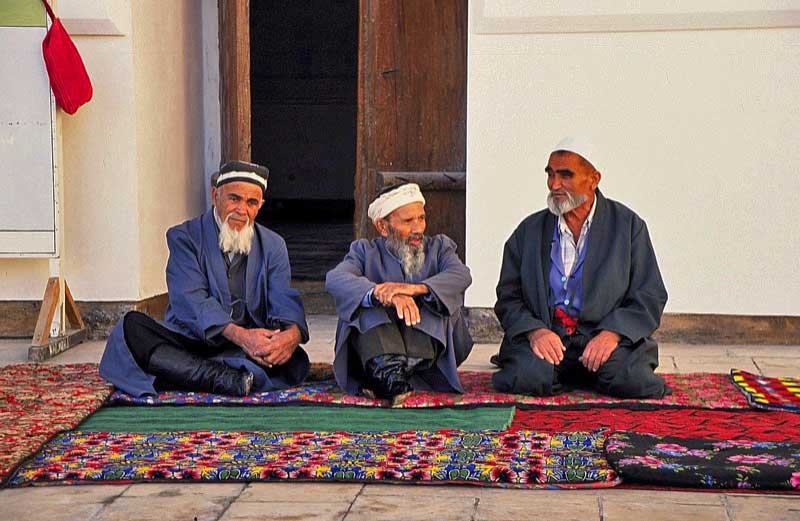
[
  {"left": 326, "top": 183, "right": 473, "bottom": 401},
  {"left": 492, "top": 138, "right": 669, "bottom": 399},
  {"left": 99, "top": 161, "right": 309, "bottom": 397}
]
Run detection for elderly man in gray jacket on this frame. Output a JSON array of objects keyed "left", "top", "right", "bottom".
[
  {"left": 493, "top": 138, "right": 669, "bottom": 398},
  {"left": 326, "top": 183, "right": 473, "bottom": 401}
]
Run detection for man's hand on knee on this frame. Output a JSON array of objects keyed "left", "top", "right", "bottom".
[
  {"left": 261, "top": 325, "right": 303, "bottom": 367},
  {"left": 580, "top": 330, "right": 621, "bottom": 372},
  {"left": 526, "top": 328, "right": 565, "bottom": 365},
  {"left": 223, "top": 324, "right": 279, "bottom": 363},
  {"left": 391, "top": 295, "right": 421, "bottom": 326}
]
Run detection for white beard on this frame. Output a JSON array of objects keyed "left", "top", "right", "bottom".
[
  {"left": 218, "top": 214, "right": 255, "bottom": 255},
  {"left": 547, "top": 190, "right": 588, "bottom": 216}
]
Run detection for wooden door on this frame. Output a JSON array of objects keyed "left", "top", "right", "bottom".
[
  {"left": 355, "top": 0, "right": 468, "bottom": 255},
  {"left": 219, "top": 0, "right": 468, "bottom": 254}
]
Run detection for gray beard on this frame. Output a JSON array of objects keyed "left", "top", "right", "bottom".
[
  {"left": 547, "top": 190, "right": 588, "bottom": 216},
  {"left": 386, "top": 233, "right": 426, "bottom": 276}
]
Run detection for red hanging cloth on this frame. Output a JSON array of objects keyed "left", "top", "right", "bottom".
[{"left": 40, "top": 0, "right": 93, "bottom": 114}]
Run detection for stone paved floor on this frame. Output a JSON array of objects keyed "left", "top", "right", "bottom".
[{"left": 1, "top": 315, "right": 799, "bottom": 520}]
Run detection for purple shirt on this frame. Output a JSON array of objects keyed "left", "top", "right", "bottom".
[{"left": 548, "top": 220, "right": 589, "bottom": 318}]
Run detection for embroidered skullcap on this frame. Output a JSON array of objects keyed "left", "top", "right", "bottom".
[
  {"left": 367, "top": 183, "right": 426, "bottom": 223},
  {"left": 214, "top": 160, "right": 269, "bottom": 193}
]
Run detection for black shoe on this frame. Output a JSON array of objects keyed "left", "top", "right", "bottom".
[
  {"left": 406, "top": 356, "right": 427, "bottom": 374},
  {"left": 490, "top": 354, "right": 502, "bottom": 368},
  {"left": 364, "top": 354, "right": 413, "bottom": 400},
  {"left": 147, "top": 344, "right": 253, "bottom": 396}
]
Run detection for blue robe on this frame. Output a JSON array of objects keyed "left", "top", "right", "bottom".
[
  {"left": 99, "top": 209, "right": 310, "bottom": 396},
  {"left": 325, "top": 234, "right": 473, "bottom": 395}
]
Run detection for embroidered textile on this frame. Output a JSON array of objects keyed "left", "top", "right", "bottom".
[
  {"left": 731, "top": 369, "right": 800, "bottom": 413},
  {"left": 8, "top": 430, "right": 618, "bottom": 489},
  {"left": 108, "top": 372, "right": 747, "bottom": 410},
  {"left": 510, "top": 409, "right": 800, "bottom": 442},
  {"left": 0, "top": 363, "right": 112, "bottom": 484},
  {"left": 606, "top": 431, "right": 800, "bottom": 490}
]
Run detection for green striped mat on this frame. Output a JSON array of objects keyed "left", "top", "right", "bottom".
[{"left": 78, "top": 405, "right": 515, "bottom": 433}]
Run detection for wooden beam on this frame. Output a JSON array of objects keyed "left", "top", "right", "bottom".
[
  {"left": 64, "top": 281, "right": 85, "bottom": 329},
  {"left": 31, "top": 277, "right": 59, "bottom": 346},
  {"left": 219, "top": 0, "right": 251, "bottom": 162},
  {"left": 377, "top": 171, "right": 466, "bottom": 192}
]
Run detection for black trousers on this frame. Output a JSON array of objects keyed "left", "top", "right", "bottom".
[
  {"left": 122, "top": 311, "right": 234, "bottom": 389},
  {"left": 350, "top": 309, "right": 438, "bottom": 369},
  {"left": 491, "top": 330, "right": 667, "bottom": 399}
]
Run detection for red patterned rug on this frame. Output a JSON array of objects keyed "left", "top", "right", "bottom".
[
  {"left": 0, "top": 363, "right": 113, "bottom": 484},
  {"left": 109, "top": 371, "right": 748, "bottom": 410},
  {"left": 509, "top": 408, "right": 800, "bottom": 442}
]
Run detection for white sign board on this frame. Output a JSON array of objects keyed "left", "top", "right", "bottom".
[{"left": 0, "top": 18, "right": 59, "bottom": 257}]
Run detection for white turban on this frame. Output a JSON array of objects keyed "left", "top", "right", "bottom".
[
  {"left": 367, "top": 183, "right": 426, "bottom": 223},
  {"left": 553, "top": 136, "right": 600, "bottom": 172}
]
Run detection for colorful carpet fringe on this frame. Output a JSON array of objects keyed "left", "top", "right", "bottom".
[
  {"left": 731, "top": 369, "right": 800, "bottom": 413},
  {"left": 7, "top": 430, "right": 618, "bottom": 489},
  {"left": 0, "top": 363, "right": 113, "bottom": 484},
  {"left": 606, "top": 431, "right": 800, "bottom": 490},
  {"left": 109, "top": 371, "right": 747, "bottom": 410}
]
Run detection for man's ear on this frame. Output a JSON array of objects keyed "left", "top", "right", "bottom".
[
  {"left": 211, "top": 186, "right": 219, "bottom": 205},
  {"left": 374, "top": 218, "right": 390, "bottom": 238},
  {"left": 592, "top": 170, "right": 601, "bottom": 190}
]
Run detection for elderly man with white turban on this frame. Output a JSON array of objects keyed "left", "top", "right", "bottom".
[
  {"left": 326, "top": 183, "right": 473, "bottom": 401},
  {"left": 493, "top": 138, "right": 669, "bottom": 398}
]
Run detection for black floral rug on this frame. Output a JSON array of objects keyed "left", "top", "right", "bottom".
[{"left": 606, "top": 431, "right": 800, "bottom": 491}]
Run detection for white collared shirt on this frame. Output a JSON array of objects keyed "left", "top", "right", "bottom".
[{"left": 557, "top": 197, "right": 597, "bottom": 278}]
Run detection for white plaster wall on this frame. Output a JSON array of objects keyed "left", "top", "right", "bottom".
[
  {"left": 61, "top": 23, "right": 140, "bottom": 301},
  {"left": 467, "top": 4, "right": 800, "bottom": 315},
  {"left": 132, "top": 0, "right": 205, "bottom": 300}
]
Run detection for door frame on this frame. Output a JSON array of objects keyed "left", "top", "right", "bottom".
[{"left": 219, "top": 0, "right": 366, "bottom": 232}]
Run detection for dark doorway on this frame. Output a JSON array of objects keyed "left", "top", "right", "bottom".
[{"left": 250, "top": 1, "right": 358, "bottom": 280}]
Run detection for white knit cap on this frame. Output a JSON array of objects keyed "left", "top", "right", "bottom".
[
  {"left": 553, "top": 136, "right": 599, "bottom": 171},
  {"left": 367, "top": 183, "right": 426, "bottom": 223}
]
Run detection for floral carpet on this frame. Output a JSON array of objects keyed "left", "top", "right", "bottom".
[
  {"left": 7, "top": 429, "right": 618, "bottom": 489},
  {"left": 605, "top": 431, "right": 800, "bottom": 491},
  {"left": 108, "top": 372, "right": 748, "bottom": 410},
  {"left": 731, "top": 369, "right": 800, "bottom": 413},
  {"left": 0, "top": 363, "right": 113, "bottom": 484},
  {"left": 509, "top": 408, "right": 800, "bottom": 442}
]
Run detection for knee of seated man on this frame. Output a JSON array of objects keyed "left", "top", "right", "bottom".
[
  {"left": 598, "top": 367, "right": 662, "bottom": 399},
  {"left": 493, "top": 354, "right": 553, "bottom": 395},
  {"left": 123, "top": 310, "right": 149, "bottom": 331}
]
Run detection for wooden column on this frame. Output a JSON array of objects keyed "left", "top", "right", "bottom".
[
  {"left": 219, "top": 0, "right": 251, "bottom": 162},
  {"left": 355, "top": 0, "right": 468, "bottom": 254}
]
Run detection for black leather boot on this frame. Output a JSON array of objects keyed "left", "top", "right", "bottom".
[
  {"left": 147, "top": 344, "right": 253, "bottom": 396},
  {"left": 363, "top": 354, "right": 413, "bottom": 400}
]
